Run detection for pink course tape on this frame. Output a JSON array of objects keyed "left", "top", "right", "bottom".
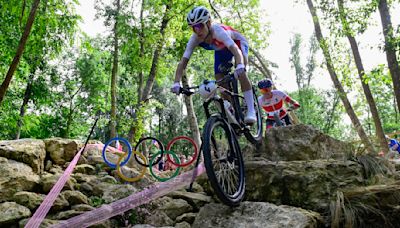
[
  {"left": 25, "top": 144, "right": 106, "bottom": 228},
  {"left": 50, "top": 163, "right": 206, "bottom": 228},
  {"left": 25, "top": 146, "right": 85, "bottom": 228}
]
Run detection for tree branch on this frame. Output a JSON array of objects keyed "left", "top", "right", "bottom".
[{"left": 208, "top": 0, "right": 223, "bottom": 23}]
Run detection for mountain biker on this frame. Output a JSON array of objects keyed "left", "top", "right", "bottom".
[
  {"left": 170, "top": 6, "right": 256, "bottom": 124},
  {"left": 257, "top": 78, "right": 300, "bottom": 129},
  {"left": 387, "top": 135, "right": 400, "bottom": 153}
]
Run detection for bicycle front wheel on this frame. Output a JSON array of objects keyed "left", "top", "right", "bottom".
[{"left": 202, "top": 116, "right": 245, "bottom": 206}]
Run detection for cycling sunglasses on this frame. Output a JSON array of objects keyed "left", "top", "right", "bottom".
[
  {"left": 192, "top": 23, "right": 205, "bottom": 32},
  {"left": 259, "top": 88, "right": 271, "bottom": 94}
]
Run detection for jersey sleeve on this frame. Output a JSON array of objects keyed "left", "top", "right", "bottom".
[
  {"left": 212, "top": 24, "right": 235, "bottom": 48},
  {"left": 183, "top": 34, "right": 201, "bottom": 59}
]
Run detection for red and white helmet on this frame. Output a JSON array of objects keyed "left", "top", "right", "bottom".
[{"left": 187, "top": 6, "right": 210, "bottom": 26}]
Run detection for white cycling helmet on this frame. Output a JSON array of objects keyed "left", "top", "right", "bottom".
[
  {"left": 199, "top": 81, "right": 217, "bottom": 99},
  {"left": 187, "top": 6, "right": 210, "bottom": 26}
]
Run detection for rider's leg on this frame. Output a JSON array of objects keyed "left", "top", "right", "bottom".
[
  {"left": 237, "top": 43, "right": 256, "bottom": 124},
  {"left": 214, "top": 49, "right": 234, "bottom": 101},
  {"left": 283, "top": 115, "right": 292, "bottom": 125},
  {"left": 266, "top": 119, "right": 274, "bottom": 132}
]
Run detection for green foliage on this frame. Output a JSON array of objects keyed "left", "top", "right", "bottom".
[
  {"left": 89, "top": 196, "right": 106, "bottom": 208},
  {"left": 1, "top": 0, "right": 396, "bottom": 146},
  {"left": 354, "top": 64, "right": 400, "bottom": 134},
  {"left": 289, "top": 87, "right": 349, "bottom": 139}
]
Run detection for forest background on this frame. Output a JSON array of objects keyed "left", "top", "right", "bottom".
[{"left": 1, "top": 0, "right": 399, "bottom": 155}]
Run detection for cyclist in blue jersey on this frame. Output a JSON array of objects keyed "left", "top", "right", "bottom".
[
  {"left": 387, "top": 135, "right": 400, "bottom": 153},
  {"left": 170, "top": 6, "right": 256, "bottom": 124}
]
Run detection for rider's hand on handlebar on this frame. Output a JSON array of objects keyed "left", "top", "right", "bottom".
[
  {"left": 287, "top": 103, "right": 300, "bottom": 112},
  {"left": 171, "top": 82, "right": 181, "bottom": 95},
  {"left": 234, "top": 64, "right": 246, "bottom": 79}
]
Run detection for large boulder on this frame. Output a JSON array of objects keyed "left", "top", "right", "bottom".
[
  {"left": 44, "top": 138, "right": 82, "bottom": 165},
  {"left": 13, "top": 191, "right": 44, "bottom": 211},
  {"left": 156, "top": 197, "right": 193, "bottom": 220},
  {"left": 244, "top": 159, "right": 364, "bottom": 212},
  {"left": 92, "top": 183, "right": 137, "bottom": 203},
  {"left": 144, "top": 211, "right": 174, "bottom": 227},
  {"left": 0, "top": 139, "right": 46, "bottom": 173},
  {"left": 166, "top": 191, "right": 211, "bottom": 210},
  {"left": 74, "top": 164, "right": 96, "bottom": 175},
  {"left": 257, "top": 124, "right": 353, "bottom": 161},
  {"left": 0, "top": 202, "right": 31, "bottom": 227},
  {"left": 192, "top": 202, "right": 323, "bottom": 228},
  {"left": 12, "top": 191, "right": 69, "bottom": 212},
  {"left": 60, "top": 190, "right": 89, "bottom": 205},
  {"left": 19, "top": 218, "right": 60, "bottom": 228},
  {"left": 0, "top": 157, "right": 40, "bottom": 202},
  {"left": 40, "top": 174, "right": 77, "bottom": 193}
]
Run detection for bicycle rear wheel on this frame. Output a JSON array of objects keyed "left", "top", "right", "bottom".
[
  {"left": 202, "top": 116, "right": 245, "bottom": 206},
  {"left": 231, "top": 81, "right": 263, "bottom": 145}
]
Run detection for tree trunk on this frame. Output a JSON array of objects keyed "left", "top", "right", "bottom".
[
  {"left": 128, "top": 0, "right": 146, "bottom": 143},
  {"left": 307, "top": 0, "right": 376, "bottom": 154},
  {"left": 0, "top": 0, "right": 40, "bottom": 105},
  {"left": 141, "top": 4, "right": 170, "bottom": 102},
  {"left": 181, "top": 72, "right": 201, "bottom": 148},
  {"left": 15, "top": 72, "right": 35, "bottom": 139},
  {"left": 248, "top": 58, "right": 270, "bottom": 79},
  {"left": 137, "top": 0, "right": 145, "bottom": 104},
  {"left": 110, "top": 0, "right": 120, "bottom": 139},
  {"left": 63, "top": 85, "right": 82, "bottom": 138},
  {"left": 337, "top": 0, "right": 388, "bottom": 154},
  {"left": 249, "top": 47, "right": 272, "bottom": 78},
  {"left": 378, "top": 0, "right": 400, "bottom": 114},
  {"left": 323, "top": 93, "right": 340, "bottom": 134}
]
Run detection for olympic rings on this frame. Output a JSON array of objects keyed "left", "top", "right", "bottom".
[
  {"left": 149, "top": 150, "right": 181, "bottom": 182},
  {"left": 101, "top": 135, "right": 198, "bottom": 182},
  {"left": 166, "top": 136, "right": 198, "bottom": 167},
  {"left": 134, "top": 137, "right": 164, "bottom": 167},
  {"left": 116, "top": 151, "right": 147, "bottom": 182},
  {"left": 102, "top": 137, "right": 132, "bottom": 169}
]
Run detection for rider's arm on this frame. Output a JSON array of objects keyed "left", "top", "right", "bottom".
[
  {"left": 283, "top": 94, "right": 300, "bottom": 109},
  {"left": 174, "top": 57, "right": 189, "bottom": 83},
  {"left": 228, "top": 45, "right": 244, "bottom": 66},
  {"left": 175, "top": 35, "right": 199, "bottom": 83}
]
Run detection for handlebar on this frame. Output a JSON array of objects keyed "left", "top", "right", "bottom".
[
  {"left": 178, "top": 74, "right": 234, "bottom": 97},
  {"left": 179, "top": 86, "right": 198, "bottom": 96}
]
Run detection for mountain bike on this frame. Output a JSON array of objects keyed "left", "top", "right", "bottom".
[
  {"left": 264, "top": 107, "right": 296, "bottom": 129},
  {"left": 179, "top": 62, "right": 263, "bottom": 206}
]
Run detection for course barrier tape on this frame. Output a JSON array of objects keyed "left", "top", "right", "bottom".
[
  {"left": 50, "top": 163, "right": 205, "bottom": 228},
  {"left": 25, "top": 146, "right": 85, "bottom": 228},
  {"left": 25, "top": 143, "right": 117, "bottom": 228}
]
